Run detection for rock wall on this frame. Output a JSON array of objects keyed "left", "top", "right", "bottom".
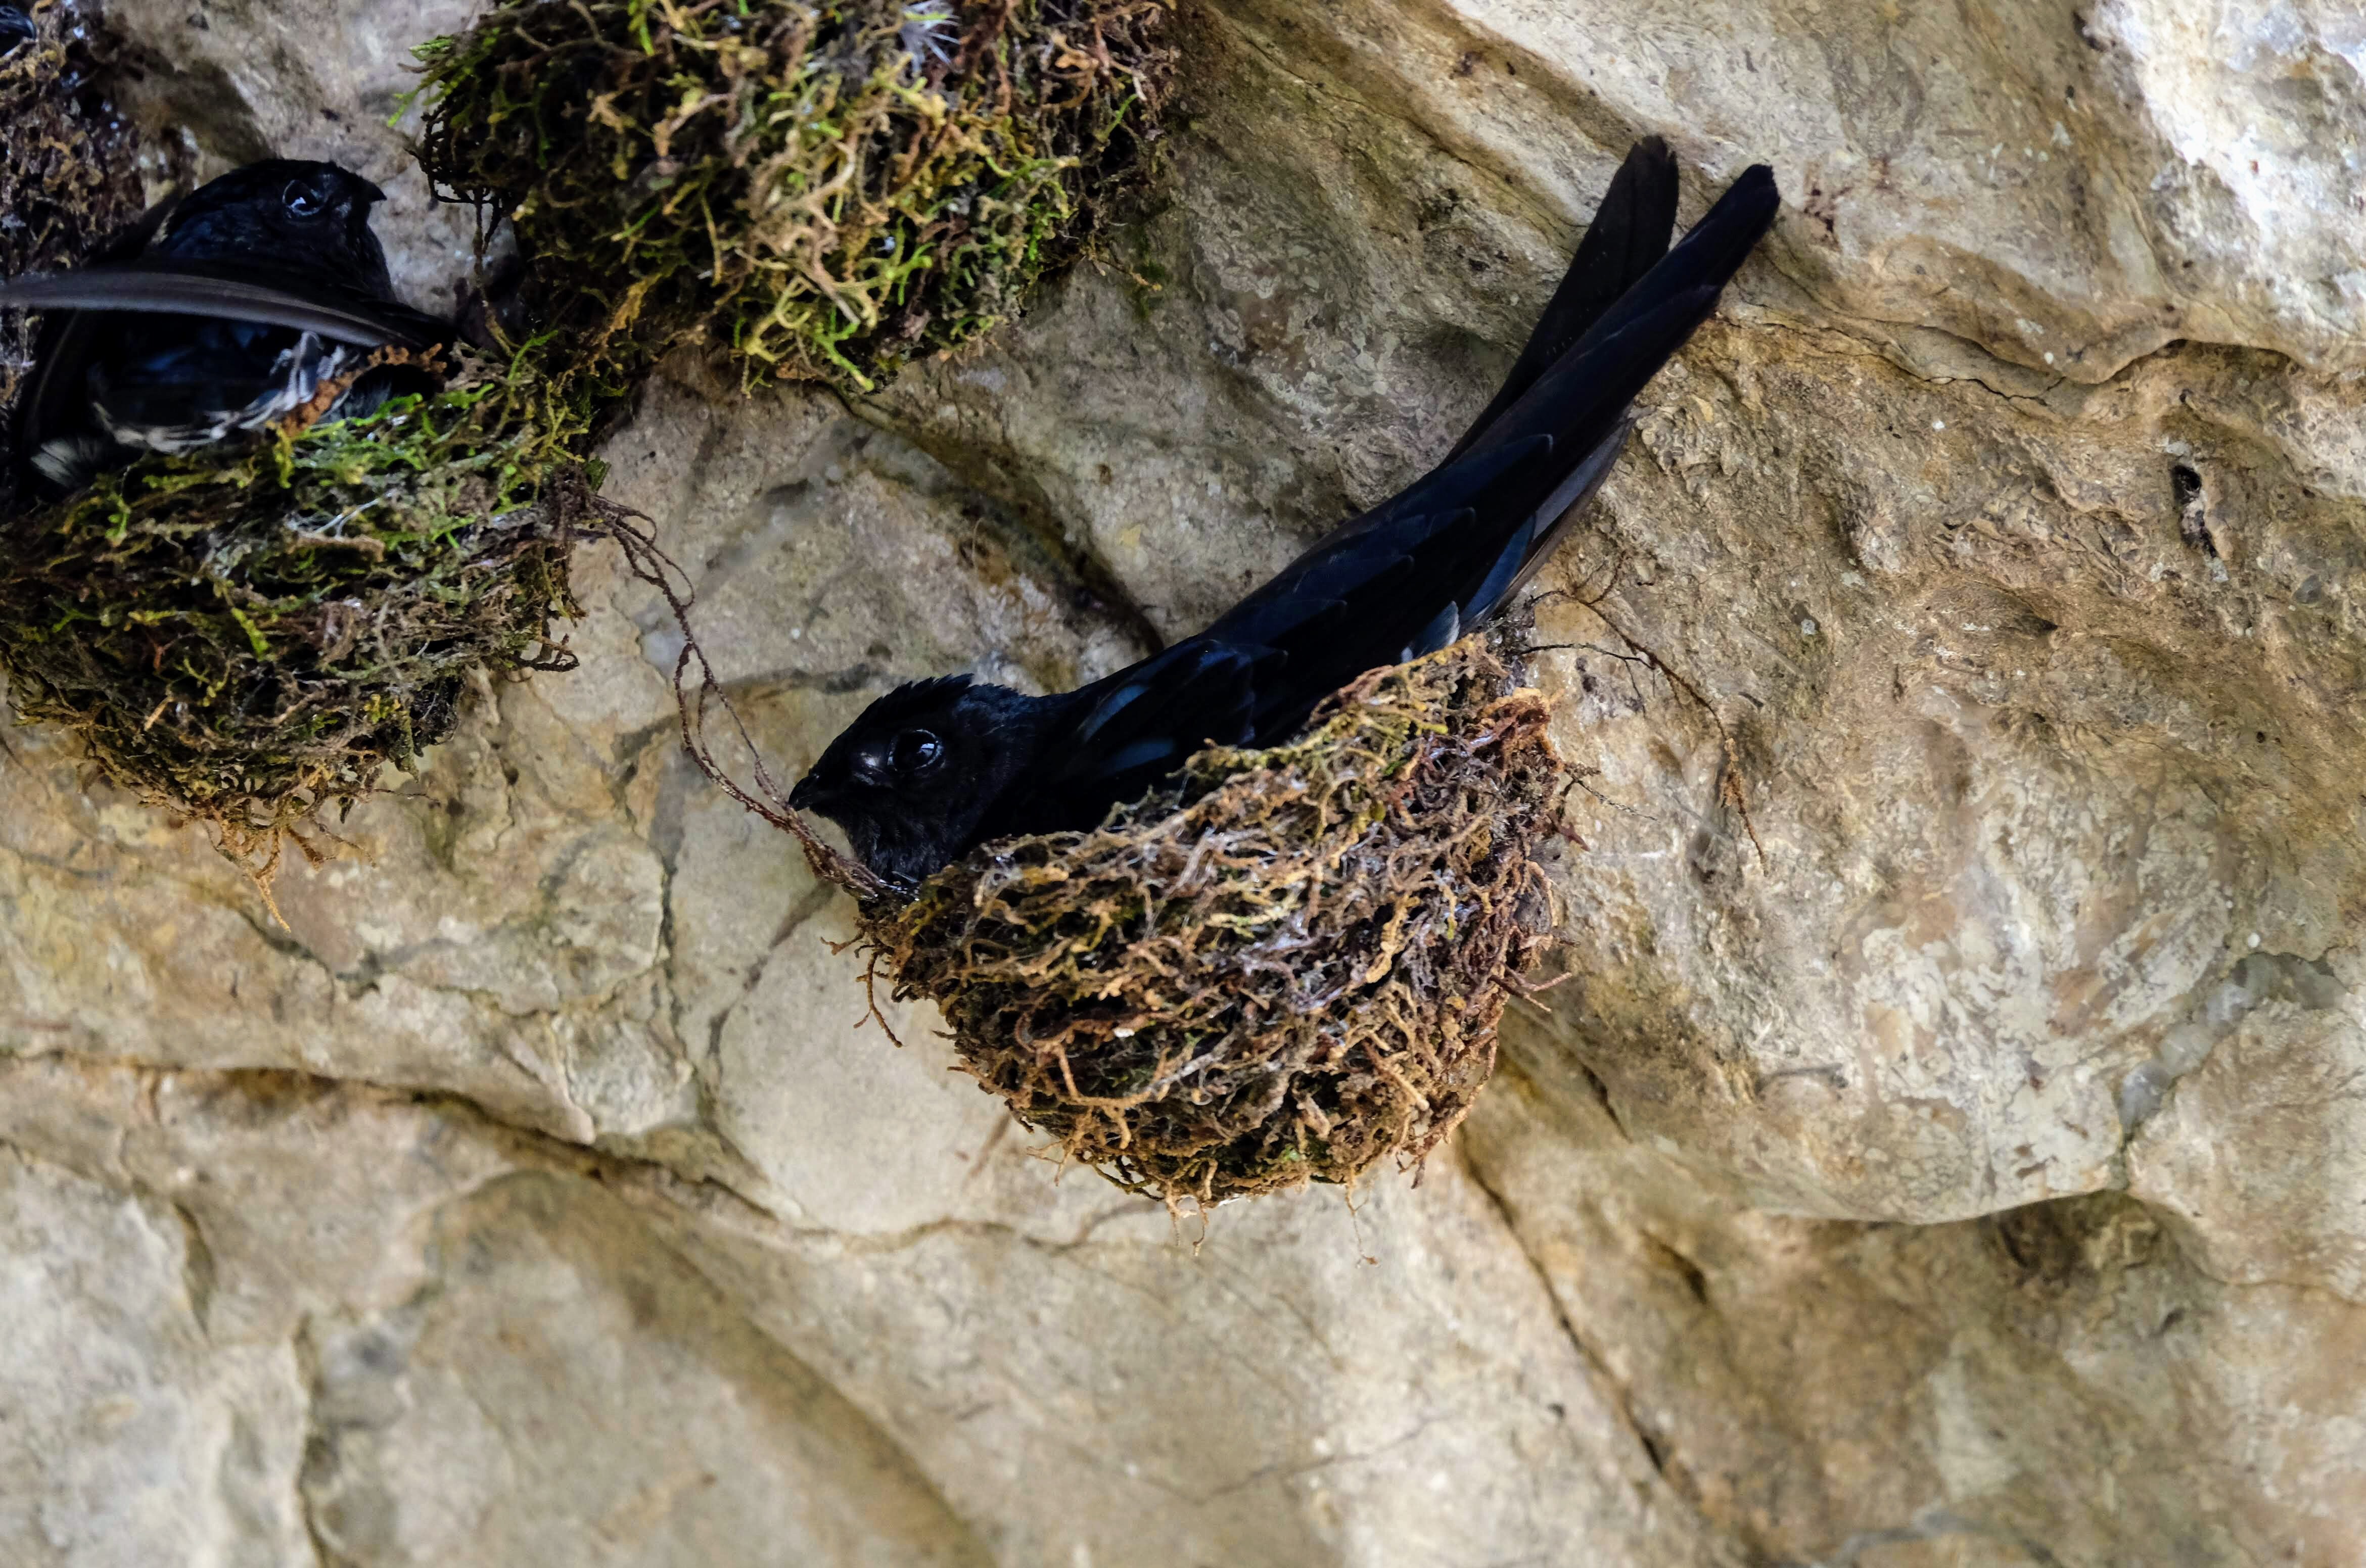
[{"left": 3, "top": 0, "right": 2361, "bottom": 1561}]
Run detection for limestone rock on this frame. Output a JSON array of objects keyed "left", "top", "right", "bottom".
[{"left": 3, "top": 0, "right": 2364, "bottom": 1559}]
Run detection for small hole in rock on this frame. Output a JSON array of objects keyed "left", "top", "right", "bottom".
[{"left": 2170, "top": 463, "right": 2214, "bottom": 556}]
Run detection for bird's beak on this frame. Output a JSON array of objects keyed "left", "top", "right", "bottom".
[{"left": 787, "top": 774, "right": 827, "bottom": 812}]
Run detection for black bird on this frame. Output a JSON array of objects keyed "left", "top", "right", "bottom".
[
  {"left": 791, "top": 141, "right": 1780, "bottom": 886},
  {"left": 2, "top": 158, "right": 449, "bottom": 498}
]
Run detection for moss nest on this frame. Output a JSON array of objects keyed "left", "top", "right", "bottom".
[
  {"left": 413, "top": 0, "right": 1175, "bottom": 389},
  {"left": 0, "top": 349, "right": 598, "bottom": 877},
  {"left": 0, "top": 9, "right": 612, "bottom": 878},
  {"left": 855, "top": 639, "right": 1568, "bottom": 1206}
]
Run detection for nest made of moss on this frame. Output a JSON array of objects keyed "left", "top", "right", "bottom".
[
  {"left": 412, "top": 0, "right": 1174, "bottom": 390},
  {"left": 845, "top": 638, "right": 1568, "bottom": 1207},
  {"left": 0, "top": 347, "right": 600, "bottom": 876}
]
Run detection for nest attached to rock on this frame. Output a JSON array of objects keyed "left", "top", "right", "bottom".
[
  {"left": 0, "top": 0, "right": 143, "bottom": 515},
  {"left": 0, "top": 348, "right": 600, "bottom": 882},
  {"left": 0, "top": 9, "right": 620, "bottom": 885},
  {"left": 852, "top": 639, "right": 1569, "bottom": 1206},
  {"left": 411, "top": 0, "right": 1174, "bottom": 390}
]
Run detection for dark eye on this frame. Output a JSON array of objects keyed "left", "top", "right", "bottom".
[
  {"left": 283, "top": 181, "right": 326, "bottom": 218},
  {"left": 888, "top": 729, "right": 943, "bottom": 774}
]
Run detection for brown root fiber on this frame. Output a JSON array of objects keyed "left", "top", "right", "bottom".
[
  {"left": 861, "top": 639, "right": 1568, "bottom": 1206},
  {"left": 412, "top": 0, "right": 1174, "bottom": 391}
]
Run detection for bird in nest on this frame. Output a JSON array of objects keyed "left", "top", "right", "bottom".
[
  {"left": 1, "top": 158, "right": 450, "bottom": 499},
  {"left": 790, "top": 139, "right": 1781, "bottom": 888}
]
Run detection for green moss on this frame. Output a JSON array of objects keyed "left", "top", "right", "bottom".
[
  {"left": 412, "top": 0, "right": 1174, "bottom": 390},
  {"left": 0, "top": 348, "right": 596, "bottom": 875}
]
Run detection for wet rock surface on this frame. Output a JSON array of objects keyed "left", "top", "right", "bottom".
[{"left": 3, "top": 0, "right": 2362, "bottom": 1560}]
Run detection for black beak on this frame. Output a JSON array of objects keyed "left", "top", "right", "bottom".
[{"left": 787, "top": 773, "right": 827, "bottom": 812}]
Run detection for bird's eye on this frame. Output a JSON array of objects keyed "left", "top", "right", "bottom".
[
  {"left": 282, "top": 181, "right": 326, "bottom": 218},
  {"left": 888, "top": 729, "right": 943, "bottom": 774}
]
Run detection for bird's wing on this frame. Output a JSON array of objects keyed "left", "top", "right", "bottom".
[
  {"left": 1018, "top": 448, "right": 1553, "bottom": 822},
  {"left": 1442, "top": 137, "right": 1678, "bottom": 463},
  {"left": 9, "top": 259, "right": 455, "bottom": 492},
  {"left": 1468, "top": 162, "right": 1779, "bottom": 469},
  {"left": 0, "top": 264, "right": 448, "bottom": 349},
  {"left": 16, "top": 306, "right": 105, "bottom": 477},
  {"left": 977, "top": 158, "right": 1779, "bottom": 843},
  {"left": 1032, "top": 639, "right": 1278, "bottom": 815}
]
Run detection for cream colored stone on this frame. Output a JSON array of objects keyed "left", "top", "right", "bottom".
[
  {"left": 0, "top": 1142, "right": 314, "bottom": 1566},
  {"left": 5, "top": 0, "right": 2365, "bottom": 1558},
  {"left": 2130, "top": 958, "right": 2366, "bottom": 1300},
  {"left": 101, "top": 0, "right": 485, "bottom": 308}
]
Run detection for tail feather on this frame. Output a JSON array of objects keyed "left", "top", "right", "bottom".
[
  {"left": 30, "top": 431, "right": 113, "bottom": 494},
  {"left": 1570, "top": 164, "right": 1779, "bottom": 365},
  {"left": 1446, "top": 137, "right": 1679, "bottom": 462},
  {"left": 1491, "top": 415, "right": 1632, "bottom": 608},
  {"left": 1467, "top": 163, "right": 1779, "bottom": 613},
  {"left": 1490, "top": 166, "right": 1778, "bottom": 457},
  {"left": 8, "top": 234, "right": 452, "bottom": 498},
  {"left": 11, "top": 196, "right": 179, "bottom": 496}
]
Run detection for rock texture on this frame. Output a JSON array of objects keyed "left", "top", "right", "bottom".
[{"left": 3, "top": 0, "right": 2363, "bottom": 1562}]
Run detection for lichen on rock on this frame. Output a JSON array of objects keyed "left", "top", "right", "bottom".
[{"left": 411, "top": 0, "right": 1175, "bottom": 390}]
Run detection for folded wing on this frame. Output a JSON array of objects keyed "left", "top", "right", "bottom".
[
  {"left": 0, "top": 265, "right": 448, "bottom": 348},
  {"left": 6, "top": 261, "right": 453, "bottom": 496}
]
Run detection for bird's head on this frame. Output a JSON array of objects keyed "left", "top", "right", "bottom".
[
  {"left": 790, "top": 674, "right": 1040, "bottom": 888},
  {"left": 154, "top": 160, "right": 395, "bottom": 297}
]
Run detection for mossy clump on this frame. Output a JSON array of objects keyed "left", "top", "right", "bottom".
[
  {"left": 412, "top": 0, "right": 1174, "bottom": 390},
  {"left": 857, "top": 639, "right": 1568, "bottom": 1207},
  {"left": 0, "top": 348, "right": 598, "bottom": 877}
]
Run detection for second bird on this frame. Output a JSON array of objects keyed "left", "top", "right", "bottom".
[
  {"left": 3, "top": 158, "right": 449, "bottom": 498},
  {"left": 793, "top": 139, "right": 1780, "bottom": 887}
]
